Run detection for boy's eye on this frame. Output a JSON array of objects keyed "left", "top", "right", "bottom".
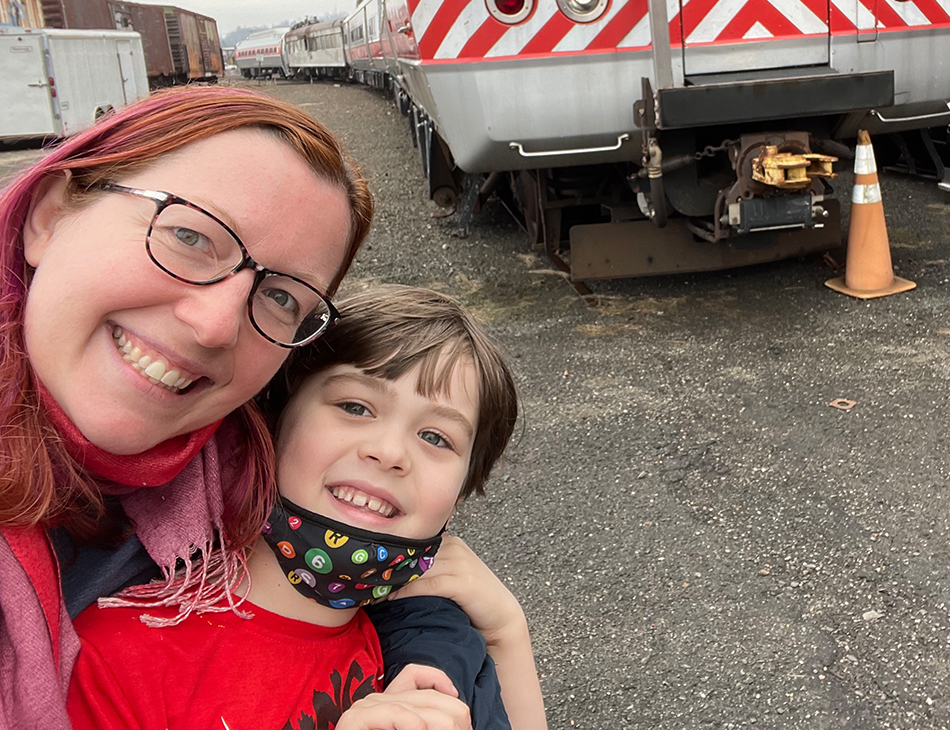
[
  {"left": 419, "top": 430, "right": 451, "bottom": 449},
  {"left": 339, "top": 402, "right": 371, "bottom": 417}
]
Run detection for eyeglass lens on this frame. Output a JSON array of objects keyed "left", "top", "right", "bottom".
[{"left": 148, "top": 203, "right": 332, "bottom": 346}]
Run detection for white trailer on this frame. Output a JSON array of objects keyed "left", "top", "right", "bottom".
[{"left": 0, "top": 27, "right": 148, "bottom": 141}]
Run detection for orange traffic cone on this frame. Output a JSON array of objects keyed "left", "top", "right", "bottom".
[{"left": 825, "top": 130, "right": 916, "bottom": 299}]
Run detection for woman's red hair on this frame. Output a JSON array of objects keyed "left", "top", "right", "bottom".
[{"left": 0, "top": 86, "right": 373, "bottom": 545}]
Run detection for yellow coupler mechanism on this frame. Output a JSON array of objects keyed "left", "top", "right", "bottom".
[
  {"left": 752, "top": 145, "right": 837, "bottom": 189},
  {"left": 569, "top": 137, "right": 843, "bottom": 281}
]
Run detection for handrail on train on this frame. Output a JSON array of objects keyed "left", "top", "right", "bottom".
[
  {"left": 870, "top": 102, "right": 950, "bottom": 124},
  {"left": 509, "top": 134, "right": 631, "bottom": 158}
]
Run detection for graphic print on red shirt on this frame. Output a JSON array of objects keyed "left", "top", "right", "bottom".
[{"left": 67, "top": 601, "right": 383, "bottom": 730}]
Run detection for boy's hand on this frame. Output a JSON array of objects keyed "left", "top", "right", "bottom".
[
  {"left": 390, "top": 535, "right": 526, "bottom": 648},
  {"left": 390, "top": 537, "right": 549, "bottom": 730},
  {"left": 336, "top": 687, "right": 471, "bottom": 730},
  {"left": 388, "top": 664, "right": 459, "bottom": 697}
]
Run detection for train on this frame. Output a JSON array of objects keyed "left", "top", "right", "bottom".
[
  {"left": 286, "top": 19, "right": 347, "bottom": 81},
  {"left": 260, "top": 0, "right": 950, "bottom": 279},
  {"left": 235, "top": 27, "right": 291, "bottom": 79},
  {"left": 37, "top": 0, "right": 224, "bottom": 86}
]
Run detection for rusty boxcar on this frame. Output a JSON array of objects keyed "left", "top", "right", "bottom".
[{"left": 40, "top": 0, "right": 223, "bottom": 86}]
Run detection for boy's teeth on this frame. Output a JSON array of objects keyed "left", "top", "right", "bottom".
[
  {"left": 330, "top": 486, "right": 396, "bottom": 518},
  {"left": 112, "top": 327, "right": 194, "bottom": 394}
]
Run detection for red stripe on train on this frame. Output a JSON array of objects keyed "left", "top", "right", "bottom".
[
  {"left": 869, "top": 0, "right": 910, "bottom": 27},
  {"left": 716, "top": 0, "right": 802, "bottom": 41},
  {"left": 829, "top": 3, "right": 857, "bottom": 31},
  {"left": 417, "top": 0, "right": 470, "bottom": 57},
  {"left": 588, "top": 0, "right": 649, "bottom": 50},
  {"left": 421, "top": 44, "right": 652, "bottom": 62},
  {"left": 797, "top": 0, "right": 830, "bottom": 25},
  {"left": 458, "top": 17, "right": 509, "bottom": 57},
  {"left": 679, "top": 0, "right": 725, "bottom": 39},
  {"left": 414, "top": 18, "right": 942, "bottom": 61},
  {"left": 669, "top": 9, "right": 684, "bottom": 44},
  {"left": 520, "top": 12, "right": 575, "bottom": 54},
  {"left": 903, "top": 0, "right": 950, "bottom": 24}
]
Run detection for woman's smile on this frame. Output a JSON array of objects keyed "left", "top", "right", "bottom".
[{"left": 112, "top": 325, "right": 200, "bottom": 393}]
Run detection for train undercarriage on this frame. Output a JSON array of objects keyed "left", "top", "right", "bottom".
[{"left": 401, "top": 80, "right": 949, "bottom": 287}]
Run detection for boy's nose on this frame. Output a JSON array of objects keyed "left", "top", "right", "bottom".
[{"left": 358, "top": 431, "right": 410, "bottom": 473}]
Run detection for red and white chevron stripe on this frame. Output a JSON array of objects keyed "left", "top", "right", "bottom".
[
  {"left": 829, "top": 0, "right": 950, "bottom": 31},
  {"left": 406, "top": 0, "right": 948, "bottom": 61}
]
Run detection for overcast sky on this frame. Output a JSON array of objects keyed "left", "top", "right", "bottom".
[{"left": 136, "top": 0, "right": 355, "bottom": 34}]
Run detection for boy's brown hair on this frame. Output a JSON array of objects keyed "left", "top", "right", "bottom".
[{"left": 261, "top": 285, "right": 518, "bottom": 500}]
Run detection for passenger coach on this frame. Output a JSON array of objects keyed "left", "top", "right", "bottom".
[
  {"left": 286, "top": 19, "right": 347, "bottom": 80},
  {"left": 235, "top": 27, "right": 290, "bottom": 78}
]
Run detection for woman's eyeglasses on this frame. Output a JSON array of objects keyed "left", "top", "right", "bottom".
[{"left": 94, "top": 182, "right": 339, "bottom": 348}]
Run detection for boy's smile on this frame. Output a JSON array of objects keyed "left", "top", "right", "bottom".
[{"left": 275, "top": 362, "right": 479, "bottom": 540}]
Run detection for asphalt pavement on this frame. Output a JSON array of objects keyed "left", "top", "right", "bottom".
[{"left": 5, "top": 79, "right": 950, "bottom": 730}]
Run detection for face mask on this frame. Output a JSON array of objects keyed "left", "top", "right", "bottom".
[{"left": 262, "top": 498, "right": 443, "bottom": 609}]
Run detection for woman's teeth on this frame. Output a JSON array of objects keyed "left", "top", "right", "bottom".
[
  {"left": 112, "top": 327, "right": 194, "bottom": 394},
  {"left": 330, "top": 486, "right": 397, "bottom": 518}
]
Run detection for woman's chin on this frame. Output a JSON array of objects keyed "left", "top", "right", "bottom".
[{"left": 75, "top": 418, "right": 174, "bottom": 455}]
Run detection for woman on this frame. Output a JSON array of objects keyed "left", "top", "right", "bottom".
[{"left": 0, "top": 86, "right": 373, "bottom": 728}]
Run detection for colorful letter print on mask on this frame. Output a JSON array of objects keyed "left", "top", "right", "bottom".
[{"left": 263, "top": 498, "right": 443, "bottom": 609}]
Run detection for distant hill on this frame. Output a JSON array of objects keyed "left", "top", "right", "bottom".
[
  {"left": 221, "top": 15, "right": 347, "bottom": 47},
  {"left": 221, "top": 22, "right": 299, "bottom": 48}
]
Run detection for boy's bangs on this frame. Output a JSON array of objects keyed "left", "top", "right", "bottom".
[{"left": 358, "top": 337, "right": 476, "bottom": 400}]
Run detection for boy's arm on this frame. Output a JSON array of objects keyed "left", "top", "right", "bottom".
[{"left": 390, "top": 536, "right": 547, "bottom": 730}]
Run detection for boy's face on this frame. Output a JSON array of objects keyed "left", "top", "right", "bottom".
[{"left": 276, "top": 360, "right": 479, "bottom": 540}]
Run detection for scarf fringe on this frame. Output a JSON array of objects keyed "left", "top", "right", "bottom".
[{"left": 98, "top": 539, "right": 253, "bottom": 628}]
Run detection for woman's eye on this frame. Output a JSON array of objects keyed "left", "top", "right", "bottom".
[
  {"left": 420, "top": 430, "right": 451, "bottom": 449},
  {"left": 340, "top": 402, "right": 370, "bottom": 417},
  {"left": 172, "top": 227, "right": 209, "bottom": 250},
  {"left": 263, "top": 287, "right": 300, "bottom": 314}
]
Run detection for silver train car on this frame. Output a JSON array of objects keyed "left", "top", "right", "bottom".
[
  {"left": 332, "top": 0, "right": 950, "bottom": 277},
  {"left": 235, "top": 27, "right": 290, "bottom": 78},
  {"left": 286, "top": 18, "right": 347, "bottom": 80},
  {"left": 343, "top": 0, "right": 393, "bottom": 88}
]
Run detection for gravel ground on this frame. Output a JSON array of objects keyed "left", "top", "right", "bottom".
[
  {"left": 245, "top": 78, "right": 950, "bottom": 730},
  {"left": 6, "top": 79, "right": 950, "bottom": 729}
]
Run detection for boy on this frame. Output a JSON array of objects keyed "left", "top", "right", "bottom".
[{"left": 66, "top": 285, "right": 545, "bottom": 730}]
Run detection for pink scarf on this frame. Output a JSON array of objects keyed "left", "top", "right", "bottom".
[{"left": 0, "top": 391, "right": 248, "bottom": 729}]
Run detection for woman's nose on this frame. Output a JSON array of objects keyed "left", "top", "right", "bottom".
[{"left": 174, "top": 270, "right": 256, "bottom": 349}]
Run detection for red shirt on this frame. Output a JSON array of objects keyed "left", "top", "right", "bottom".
[{"left": 67, "top": 601, "right": 383, "bottom": 730}]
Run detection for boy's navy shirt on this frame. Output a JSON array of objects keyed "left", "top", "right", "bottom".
[{"left": 54, "top": 525, "right": 512, "bottom": 730}]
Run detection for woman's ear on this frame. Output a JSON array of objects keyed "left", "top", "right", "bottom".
[{"left": 23, "top": 171, "right": 71, "bottom": 267}]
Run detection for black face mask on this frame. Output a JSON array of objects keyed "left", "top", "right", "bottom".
[{"left": 262, "top": 498, "right": 443, "bottom": 609}]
